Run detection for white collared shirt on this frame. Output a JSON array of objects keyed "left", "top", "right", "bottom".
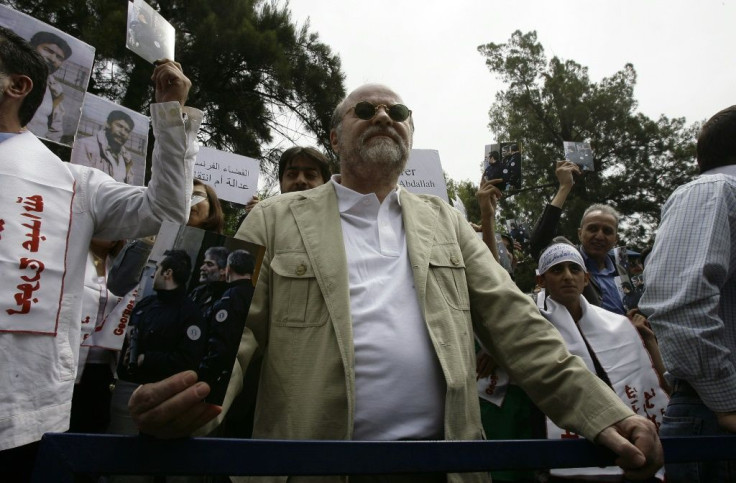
[{"left": 331, "top": 176, "right": 445, "bottom": 440}]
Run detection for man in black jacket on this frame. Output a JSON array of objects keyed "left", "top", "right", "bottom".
[
  {"left": 118, "top": 249, "right": 206, "bottom": 384},
  {"left": 198, "top": 249, "right": 256, "bottom": 405}
]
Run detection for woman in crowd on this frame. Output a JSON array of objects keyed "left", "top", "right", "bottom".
[{"left": 189, "top": 178, "right": 224, "bottom": 234}]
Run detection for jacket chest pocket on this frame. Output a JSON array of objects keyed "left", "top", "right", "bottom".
[
  {"left": 270, "top": 252, "right": 328, "bottom": 327},
  {"left": 428, "top": 244, "right": 470, "bottom": 310}
]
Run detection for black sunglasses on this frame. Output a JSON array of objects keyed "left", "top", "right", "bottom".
[{"left": 351, "top": 101, "right": 412, "bottom": 122}]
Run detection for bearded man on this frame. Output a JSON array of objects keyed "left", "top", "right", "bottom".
[{"left": 129, "top": 84, "right": 663, "bottom": 483}]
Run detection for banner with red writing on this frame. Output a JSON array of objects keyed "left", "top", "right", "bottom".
[{"left": 0, "top": 134, "right": 75, "bottom": 334}]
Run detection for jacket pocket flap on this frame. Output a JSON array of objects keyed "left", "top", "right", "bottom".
[
  {"left": 271, "top": 252, "right": 316, "bottom": 279},
  {"left": 429, "top": 244, "right": 466, "bottom": 269}
]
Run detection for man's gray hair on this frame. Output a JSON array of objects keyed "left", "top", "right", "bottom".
[
  {"left": 580, "top": 204, "right": 620, "bottom": 226},
  {"left": 205, "top": 246, "right": 229, "bottom": 269}
]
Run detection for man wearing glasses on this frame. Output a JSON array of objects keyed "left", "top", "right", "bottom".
[{"left": 130, "top": 84, "right": 663, "bottom": 482}]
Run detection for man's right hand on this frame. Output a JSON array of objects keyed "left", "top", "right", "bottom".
[
  {"left": 555, "top": 160, "right": 581, "bottom": 189},
  {"left": 152, "top": 60, "right": 191, "bottom": 106},
  {"left": 129, "top": 370, "right": 222, "bottom": 439},
  {"left": 476, "top": 177, "right": 503, "bottom": 217}
]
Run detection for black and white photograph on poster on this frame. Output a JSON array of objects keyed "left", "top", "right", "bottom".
[
  {"left": 505, "top": 218, "right": 531, "bottom": 249},
  {"left": 71, "top": 94, "right": 149, "bottom": 186},
  {"left": 0, "top": 5, "right": 95, "bottom": 146},
  {"left": 126, "top": 0, "right": 175, "bottom": 64},
  {"left": 483, "top": 142, "right": 522, "bottom": 191},
  {"left": 495, "top": 233, "right": 513, "bottom": 274},
  {"left": 613, "top": 246, "right": 644, "bottom": 310},
  {"left": 116, "top": 221, "right": 264, "bottom": 407},
  {"left": 194, "top": 146, "right": 260, "bottom": 205},
  {"left": 563, "top": 141, "right": 595, "bottom": 171}
]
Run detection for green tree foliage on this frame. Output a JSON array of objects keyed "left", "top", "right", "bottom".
[
  {"left": 6, "top": 0, "right": 345, "bottom": 187},
  {"left": 477, "top": 30, "right": 698, "bottom": 252}
]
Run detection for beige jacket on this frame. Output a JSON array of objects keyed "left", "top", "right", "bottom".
[{"left": 224, "top": 182, "right": 632, "bottom": 483}]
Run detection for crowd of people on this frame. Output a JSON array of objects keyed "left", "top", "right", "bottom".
[{"left": 0, "top": 22, "right": 734, "bottom": 483}]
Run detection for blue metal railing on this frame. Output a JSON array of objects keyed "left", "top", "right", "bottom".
[{"left": 31, "top": 434, "right": 736, "bottom": 481}]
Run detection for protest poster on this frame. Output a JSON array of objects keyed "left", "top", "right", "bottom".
[
  {"left": 194, "top": 146, "right": 260, "bottom": 205},
  {"left": 71, "top": 94, "right": 149, "bottom": 186},
  {"left": 126, "top": 0, "right": 175, "bottom": 64},
  {"left": 119, "top": 221, "right": 264, "bottom": 406},
  {"left": 563, "top": 141, "right": 595, "bottom": 172},
  {"left": 483, "top": 142, "right": 522, "bottom": 191},
  {"left": 613, "top": 246, "right": 645, "bottom": 310},
  {"left": 505, "top": 218, "right": 531, "bottom": 249},
  {"left": 0, "top": 5, "right": 95, "bottom": 146},
  {"left": 399, "top": 149, "right": 448, "bottom": 202}
]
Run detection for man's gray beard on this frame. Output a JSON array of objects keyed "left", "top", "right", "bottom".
[{"left": 357, "top": 136, "right": 408, "bottom": 174}]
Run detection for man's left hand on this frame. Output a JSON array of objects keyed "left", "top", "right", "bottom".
[
  {"left": 595, "top": 415, "right": 663, "bottom": 480},
  {"left": 152, "top": 60, "right": 191, "bottom": 106},
  {"left": 716, "top": 412, "right": 736, "bottom": 432}
]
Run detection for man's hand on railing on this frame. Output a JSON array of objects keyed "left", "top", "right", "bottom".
[
  {"left": 717, "top": 412, "right": 736, "bottom": 432},
  {"left": 129, "top": 370, "right": 222, "bottom": 439},
  {"left": 594, "top": 414, "right": 663, "bottom": 480}
]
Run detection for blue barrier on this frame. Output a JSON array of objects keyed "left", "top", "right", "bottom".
[{"left": 31, "top": 434, "right": 736, "bottom": 481}]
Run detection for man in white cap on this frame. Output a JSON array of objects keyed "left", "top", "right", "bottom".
[{"left": 536, "top": 240, "right": 668, "bottom": 480}]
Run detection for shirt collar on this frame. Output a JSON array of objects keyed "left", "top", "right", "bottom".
[
  {"left": 703, "top": 165, "right": 736, "bottom": 177},
  {"left": 579, "top": 245, "right": 615, "bottom": 273},
  {"left": 330, "top": 174, "right": 403, "bottom": 213},
  {"left": 0, "top": 132, "right": 19, "bottom": 143}
]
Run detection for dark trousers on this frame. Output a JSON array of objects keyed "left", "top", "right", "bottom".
[
  {"left": 0, "top": 441, "right": 40, "bottom": 483},
  {"left": 70, "top": 363, "right": 115, "bottom": 433},
  {"left": 660, "top": 379, "right": 736, "bottom": 483}
]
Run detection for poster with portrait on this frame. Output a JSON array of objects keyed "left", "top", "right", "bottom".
[
  {"left": 71, "top": 94, "right": 149, "bottom": 186},
  {"left": 126, "top": 0, "right": 175, "bottom": 64},
  {"left": 505, "top": 218, "right": 531, "bottom": 249},
  {"left": 194, "top": 147, "right": 260, "bottom": 205},
  {"left": 483, "top": 142, "right": 522, "bottom": 191},
  {"left": 613, "top": 246, "right": 644, "bottom": 310},
  {"left": 563, "top": 141, "right": 595, "bottom": 172},
  {"left": 121, "top": 221, "right": 264, "bottom": 405},
  {"left": 0, "top": 5, "right": 95, "bottom": 146}
]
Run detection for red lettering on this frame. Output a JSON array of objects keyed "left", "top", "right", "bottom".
[
  {"left": 19, "top": 257, "right": 45, "bottom": 282},
  {"left": 6, "top": 281, "right": 40, "bottom": 315},
  {"left": 644, "top": 388, "right": 656, "bottom": 409},
  {"left": 21, "top": 218, "right": 45, "bottom": 253},
  {"left": 17, "top": 195, "right": 43, "bottom": 212},
  {"left": 646, "top": 413, "right": 660, "bottom": 430}
]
